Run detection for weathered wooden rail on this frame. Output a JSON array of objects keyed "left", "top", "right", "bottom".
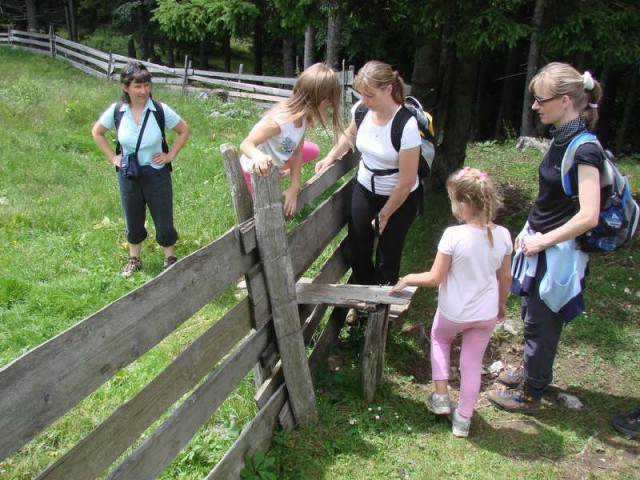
[
  {"left": 0, "top": 137, "right": 411, "bottom": 478},
  {"left": 0, "top": 29, "right": 355, "bottom": 104}
]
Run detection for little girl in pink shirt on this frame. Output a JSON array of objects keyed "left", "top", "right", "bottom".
[{"left": 391, "top": 167, "right": 512, "bottom": 437}]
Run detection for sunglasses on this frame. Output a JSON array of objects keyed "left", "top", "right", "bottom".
[{"left": 123, "top": 64, "right": 143, "bottom": 75}]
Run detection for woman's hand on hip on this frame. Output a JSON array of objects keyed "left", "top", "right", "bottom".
[
  {"left": 152, "top": 152, "right": 174, "bottom": 165},
  {"left": 112, "top": 154, "right": 123, "bottom": 168}
]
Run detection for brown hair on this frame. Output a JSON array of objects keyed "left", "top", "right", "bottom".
[
  {"left": 119, "top": 61, "right": 152, "bottom": 104},
  {"left": 529, "top": 62, "right": 603, "bottom": 130},
  {"left": 268, "top": 62, "right": 344, "bottom": 143},
  {"left": 353, "top": 60, "right": 406, "bottom": 106},
  {"left": 446, "top": 167, "right": 504, "bottom": 247}
]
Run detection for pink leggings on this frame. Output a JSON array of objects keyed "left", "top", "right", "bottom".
[
  {"left": 243, "top": 140, "right": 320, "bottom": 193},
  {"left": 430, "top": 310, "right": 497, "bottom": 418}
]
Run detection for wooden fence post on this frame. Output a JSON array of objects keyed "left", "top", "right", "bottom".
[
  {"left": 106, "top": 52, "right": 113, "bottom": 81},
  {"left": 219, "top": 143, "right": 273, "bottom": 389},
  {"left": 251, "top": 167, "right": 318, "bottom": 426},
  {"left": 182, "top": 55, "right": 190, "bottom": 93},
  {"left": 48, "top": 25, "right": 55, "bottom": 58},
  {"left": 362, "top": 305, "right": 390, "bottom": 402}
]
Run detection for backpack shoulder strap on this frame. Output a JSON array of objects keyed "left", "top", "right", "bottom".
[
  {"left": 560, "top": 132, "right": 602, "bottom": 196},
  {"left": 354, "top": 101, "right": 369, "bottom": 130},
  {"left": 389, "top": 106, "right": 413, "bottom": 153},
  {"left": 113, "top": 101, "right": 124, "bottom": 155},
  {"left": 150, "top": 99, "right": 169, "bottom": 154}
]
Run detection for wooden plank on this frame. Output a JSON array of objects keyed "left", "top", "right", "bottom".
[
  {"left": 0, "top": 226, "right": 258, "bottom": 461},
  {"left": 192, "top": 69, "right": 297, "bottom": 86},
  {"left": 254, "top": 238, "right": 350, "bottom": 409},
  {"left": 252, "top": 168, "right": 317, "bottom": 425},
  {"left": 295, "top": 284, "right": 416, "bottom": 308},
  {"left": 206, "top": 384, "right": 287, "bottom": 480},
  {"left": 56, "top": 45, "right": 108, "bottom": 70},
  {"left": 220, "top": 143, "right": 253, "bottom": 224},
  {"left": 54, "top": 36, "right": 111, "bottom": 60},
  {"left": 61, "top": 57, "right": 107, "bottom": 79},
  {"left": 362, "top": 305, "right": 390, "bottom": 402},
  {"left": 10, "top": 37, "right": 49, "bottom": 49},
  {"left": 10, "top": 29, "right": 50, "bottom": 40},
  {"left": 294, "top": 150, "right": 358, "bottom": 215},
  {"left": 36, "top": 300, "right": 255, "bottom": 480},
  {"left": 9, "top": 45, "right": 50, "bottom": 56},
  {"left": 226, "top": 91, "right": 284, "bottom": 103},
  {"left": 190, "top": 75, "right": 292, "bottom": 97},
  {"left": 309, "top": 306, "right": 348, "bottom": 376},
  {"left": 106, "top": 323, "right": 274, "bottom": 480}
]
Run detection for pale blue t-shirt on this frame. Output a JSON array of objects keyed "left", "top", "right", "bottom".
[{"left": 98, "top": 98, "right": 181, "bottom": 169}]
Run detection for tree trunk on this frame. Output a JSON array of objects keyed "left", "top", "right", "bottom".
[
  {"left": 325, "top": 12, "right": 341, "bottom": 69},
  {"left": 494, "top": 45, "right": 521, "bottom": 140},
  {"left": 304, "top": 24, "right": 316, "bottom": 69},
  {"left": 283, "top": 36, "right": 295, "bottom": 77},
  {"left": 65, "top": 0, "right": 77, "bottom": 41},
  {"left": 25, "top": 0, "right": 36, "bottom": 31},
  {"left": 222, "top": 32, "right": 231, "bottom": 72},
  {"left": 434, "top": 32, "right": 456, "bottom": 145},
  {"left": 597, "top": 66, "right": 617, "bottom": 146},
  {"left": 614, "top": 64, "right": 638, "bottom": 154},
  {"left": 432, "top": 52, "right": 479, "bottom": 186},
  {"left": 167, "top": 39, "right": 175, "bottom": 68},
  {"left": 470, "top": 58, "right": 487, "bottom": 142},
  {"left": 519, "top": 0, "right": 545, "bottom": 137},
  {"left": 199, "top": 40, "right": 208, "bottom": 69},
  {"left": 137, "top": 7, "right": 150, "bottom": 61},
  {"left": 128, "top": 35, "right": 137, "bottom": 59},
  {"left": 410, "top": 36, "right": 439, "bottom": 109},
  {"left": 253, "top": 0, "right": 264, "bottom": 75}
]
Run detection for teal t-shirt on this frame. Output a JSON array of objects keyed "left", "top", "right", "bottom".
[{"left": 98, "top": 98, "right": 181, "bottom": 169}]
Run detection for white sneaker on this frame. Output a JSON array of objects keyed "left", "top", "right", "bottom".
[
  {"left": 426, "top": 392, "right": 451, "bottom": 415},
  {"left": 448, "top": 402, "right": 471, "bottom": 437}
]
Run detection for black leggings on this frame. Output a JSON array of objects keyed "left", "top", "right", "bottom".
[{"left": 348, "top": 181, "right": 421, "bottom": 286}]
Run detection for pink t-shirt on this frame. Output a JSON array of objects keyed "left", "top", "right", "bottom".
[{"left": 437, "top": 224, "right": 513, "bottom": 323}]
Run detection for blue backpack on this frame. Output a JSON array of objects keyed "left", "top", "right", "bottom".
[{"left": 561, "top": 132, "right": 639, "bottom": 252}]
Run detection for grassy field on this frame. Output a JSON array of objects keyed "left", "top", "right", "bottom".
[{"left": 1, "top": 47, "right": 639, "bottom": 479}]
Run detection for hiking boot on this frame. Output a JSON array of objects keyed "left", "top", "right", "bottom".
[
  {"left": 163, "top": 255, "right": 178, "bottom": 269},
  {"left": 498, "top": 365, "right": 524, "bottom": 387},
  {"left": 486, "top": 383, "right": 541, "bottom": 414},
  {"left": 426, "top": 392, "right": 451, "bottom": 415},
  {"left": 612, "top": 408, "right": 640, "bottom": 438},
  {"left": 121, "top": 256, "right": 141, "bottom": 278},
  {"left": 448, "top": 402, "right": 471, "bottom": 437}
]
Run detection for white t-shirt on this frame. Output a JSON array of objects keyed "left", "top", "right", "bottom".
[
  {"left": 437, "top": 224, "right": 513, "bottom": 323},
  {"left": 353, "top": 102, "right": 421, "bottom": 196},
  {"left": 239, "top": 112, "right": 306, "bottom": 172}
]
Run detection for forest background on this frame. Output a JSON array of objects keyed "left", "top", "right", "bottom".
[{"left": 3, "top": 0, "right": 640, "bottom": 183}]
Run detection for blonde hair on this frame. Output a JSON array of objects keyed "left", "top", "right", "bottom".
[
  {"left": 529, "top": 62, "right": 603, "bottom": 130},
  {"left": 268, "top": 62, "right": 344, "bottom": 143},
  {"left": 446, "top": 167, "right": 504, "bottom": 247},
  {"left": 353, "top": 60, "right": 406, "bottom": 105}
]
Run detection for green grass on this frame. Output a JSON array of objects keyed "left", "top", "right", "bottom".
[{"left": 2, "top": 47, "right": 640, "bottom": 479}]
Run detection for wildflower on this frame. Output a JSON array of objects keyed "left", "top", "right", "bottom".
[
  {"left": 377, "top": 406, "right": 382, "bottom": 411},
  {"left": 375, "top": 415, "right": 380, "bottom": 420},
  {"left": 349, "top": 419, "right": 356, "bottom": 425},
  {"left": 368, "top": 407, "right": 373, "bottom": 412}
]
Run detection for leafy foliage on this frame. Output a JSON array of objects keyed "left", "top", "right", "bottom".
[{"left": 240, "top": 450, "right": 277, "bottom": 480}]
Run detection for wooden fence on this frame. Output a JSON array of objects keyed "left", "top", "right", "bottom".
[
  {"left": 0, "top": 29, "right": 356, "bottom": 104},
  {"left": 0, "top": 140, "right": 413, "bottom": 478}
]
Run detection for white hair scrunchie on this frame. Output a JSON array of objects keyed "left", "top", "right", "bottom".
[{"left": 583, "top": 71, "right": 595, "bottom": 91}]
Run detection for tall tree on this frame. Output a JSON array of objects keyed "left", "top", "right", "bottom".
[{"left": 519, "top": 0, "right": 545, "bottom": 137}]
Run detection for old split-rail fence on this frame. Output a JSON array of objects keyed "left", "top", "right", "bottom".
[
  {"left": 0, "top": 28, "right": 357, "bottom": 105},
  {"left": 0, "top": 120, "right": 415, "bottom": 477}
]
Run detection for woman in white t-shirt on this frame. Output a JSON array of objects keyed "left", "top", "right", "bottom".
[
  {"left": 316, "top": 61, "right": 422, "bottom": 292},
  {"left": 391, "top": 167, "right": 513, "bottom": 437},
  {"left": 240, "top": 63, "right": 344, "bottom": 217}
]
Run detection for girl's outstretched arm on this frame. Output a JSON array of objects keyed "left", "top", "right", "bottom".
[
  {"left": 239, "top": 118, "right": 281, "bottom": 176},
  {"left": 315, "top": 120, "right": 357, "bottom": 172},
  {"left": 389, "top": 252, "right": 451, "bottom": 293}
]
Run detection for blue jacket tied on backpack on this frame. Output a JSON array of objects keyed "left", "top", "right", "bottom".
[{"left": 511, "top": 223, "right": 589, "bottom": 323}]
